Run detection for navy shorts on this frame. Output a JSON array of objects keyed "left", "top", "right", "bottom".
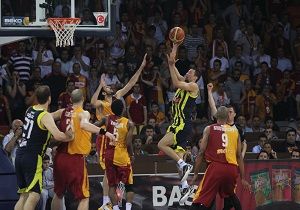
[
  {"left": 167, "top": 123, "right": 193, "bottom": 152},
  {"left": 15, "top": 152, "right": 43, "bottom": 194}
]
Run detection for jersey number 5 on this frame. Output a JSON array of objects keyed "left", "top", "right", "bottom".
[{"left": 222, "top": 133, "right": 228, "bottom": 148}]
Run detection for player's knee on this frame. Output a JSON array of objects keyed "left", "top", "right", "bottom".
[
  {"left": 157, "top": 140, "right": 163, "bottom": 149},
  {"left": 125, "top": 184, "right": 134, "bottom": 192}
]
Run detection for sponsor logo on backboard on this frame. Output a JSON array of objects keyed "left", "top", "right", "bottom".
[
  {"left": 93, "top": 12, "right": 108, "bottom": 26},
  {"left": 2, "top": 16, "right": 29, "bottom": 26}
]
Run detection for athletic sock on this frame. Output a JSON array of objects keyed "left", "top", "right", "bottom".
[
  {"left": 177, "top": 159, "right": 186, "bottom": 170},
  {"left": 113, "top": 205, "right": 120, "bottom": 210},
  {"left": 126, "top": 202, "right": 132, "bottom": 210},
  {"left": 181, "top": 180, "right": 189, "bottom": 189},
  {"left": 103, "top": 196, "right": 110, "bottom": 205}
]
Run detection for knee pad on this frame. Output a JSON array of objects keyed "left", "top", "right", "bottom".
[{"left": 125, "top": 184, "right": 134, "bottom": 192}]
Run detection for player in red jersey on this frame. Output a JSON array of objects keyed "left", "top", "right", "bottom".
[
  {"left": 51, "top": 89, "right": 115, "bottom": 210},
  {"left": 190, "top": 106, "right": 250, "bottom": 210},
  {"left": 91, "top": 54, "right": 147, "bottom": 207},
  {"left": 101, "top": 99, "right": 135, "bottom": 210}
]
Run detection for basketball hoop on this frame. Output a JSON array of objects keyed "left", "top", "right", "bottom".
[{"left": 47, "top": 18, "right": 81, "bottom": 47}]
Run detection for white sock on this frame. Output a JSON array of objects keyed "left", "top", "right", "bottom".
[
  {"left": 113, "top": 205, "right": 120, "bottom": 210},
  {"left": 103, "top": 195, "right": 110, "bottom": 205},
  {"left": 126, "top": 202, "right": 132, "bottom": 210},
  {"left": 177, "top": 159, "right": 186, "bottom": 170},
  {"left": 181, "top": 180, "right": 189, "bottom": 189}
]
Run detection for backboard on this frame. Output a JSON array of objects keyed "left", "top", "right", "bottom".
[{"left": 0, "top": 0, "right": 115, "bottom": 37}]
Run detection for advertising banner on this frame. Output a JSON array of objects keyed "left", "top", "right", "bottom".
[{"left": 66, "top": 160, "right": 300, "bottom": 210}]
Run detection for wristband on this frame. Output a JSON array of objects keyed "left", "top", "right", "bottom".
[{"left": 99, "top": 128, "right": 106, "bottom": 135}]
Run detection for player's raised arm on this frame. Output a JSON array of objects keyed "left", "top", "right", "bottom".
[
  {"left": 41, "top": 112, "right": 73, "bottom": 142},
  {"left": 191, "top": 126, "right": 210, "bottom": 184},
  {"left": 207, "top": 83, "right": 217, "bottom": 117},
  {"left": 115, "top": 54, "right": 147, "bottom": 99},
  {"left": 168, "top": 43, "right": 185, "bottom": 82},
  {"left": 91, "top": 74, "right": 105, "bottom": 108},
  {"left": 167, "top": 44, "right": 198, "bottom": 94}
]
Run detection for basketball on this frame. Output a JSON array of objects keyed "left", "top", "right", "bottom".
[{"left": 169, "top": 27, "right": 185, "bottom": 44}]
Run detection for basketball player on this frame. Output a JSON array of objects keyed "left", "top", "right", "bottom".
[
  {"left": 91, "top": 54, "right": 147, "bottom": 206},
  {"left": 51, "top": 89, "right": 115, "bottom": 210},
  {"left": 190, "top": 106, "right": 250, "bottom": 210},
  {"left": 207, "top": 83, "right": 247, "bottom": 210},
  {"left": 14, "top": 85, "right": 74, "bottom": 210},
  {"left": 103, "top": 99, "right": 135, "bottom": 210},
  {"left": 157, "top": 43, "right": 200, "bottom": 198},
  {"left": 207, "top": 83, "right": 247, "bottom": 157}
]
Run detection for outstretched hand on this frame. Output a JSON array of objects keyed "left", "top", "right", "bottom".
[
  {"left": 100, "top": 73, "right": 106, "bottom": 86},
  {"left": 207, "top": 83, "right": 213, "bottom": 93}
]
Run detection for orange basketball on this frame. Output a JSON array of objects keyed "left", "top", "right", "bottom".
[{"left": 169, "top": 27, "right": 185, "bottom": 44}]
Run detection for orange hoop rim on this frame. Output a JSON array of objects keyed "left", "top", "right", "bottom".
[{"left": 47, "top": 17, "right": 81, "bottom": 30}]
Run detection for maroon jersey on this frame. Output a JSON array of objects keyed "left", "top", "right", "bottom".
[
  {"left": 58, "top": 92, "right": 72, "bottom": 108},
  {"left": 105, "top": 115, "right": 130, "bottom": 166},
  {"left": 205, "top": 124, "right": 239, "bottom": 166},
  {"left": 57, "top": 106, "right": 73, "bottom": 153}
]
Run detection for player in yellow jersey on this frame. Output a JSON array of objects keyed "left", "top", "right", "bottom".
[
  {"left": 51, "top": 89, "right": 115, "bottom": 210},
  {"left": 91, "top": 54, "right": 147, "bottom": 207},
  {"left": 14, "top": 86, "right": 73, "bottom": 210},
  {"left": 158, "top": 43, "right": 200, "bottom": 200}
]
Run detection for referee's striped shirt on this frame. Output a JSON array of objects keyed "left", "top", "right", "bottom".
[{"left": 8, "top": 53, "right": 33, "bottom": 82}]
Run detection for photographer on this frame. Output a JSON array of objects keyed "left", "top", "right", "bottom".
[{"left": 2, "top": 119, "right": 23, "bottom": 165}]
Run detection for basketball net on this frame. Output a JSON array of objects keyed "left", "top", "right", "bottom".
[{"left": 47, "top": 18, "right": 81, "bottom": 47}]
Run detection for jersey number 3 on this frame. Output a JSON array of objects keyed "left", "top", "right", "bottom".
[{"left": 222, "top": 133, "right": 228, "bottom": 148}]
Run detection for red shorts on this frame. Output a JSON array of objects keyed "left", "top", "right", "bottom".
[
  {"left": 105, "top": 158, "right": 133, "bottom": 187},
  {"left": 53, "top": 152, "right": 89, "bottom": 200},
  {"left": 193, "top": 162, "right": 238, "bottom": 207}
]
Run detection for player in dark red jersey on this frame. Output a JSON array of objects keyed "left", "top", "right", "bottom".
[{"left": 190, "top": 106, "right": 250, "bottom": 210}]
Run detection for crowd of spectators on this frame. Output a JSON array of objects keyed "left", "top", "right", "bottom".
[{"left": 1, "top": 0, "right": 300, "bottom": 169}]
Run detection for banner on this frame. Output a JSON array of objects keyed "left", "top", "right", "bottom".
[
  {"left": 233, "top": 160, "right": 300, "bottom": 210},
  {"left": 65, "top": 160, "right": 300, "bottom": 210}
]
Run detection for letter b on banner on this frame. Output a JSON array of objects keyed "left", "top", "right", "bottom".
[{"left": 153, "top": 186, "right": 167, "bottom": 206}]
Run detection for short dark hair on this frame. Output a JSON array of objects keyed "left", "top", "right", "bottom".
[
  {"left": 226, "top": 104, "right": 236, "bottom": 112},
  {"left": 258, "top": 134, "right": 268, "bottom": 140},
  {"left": 286, "top": 128, "right": 296, "bottom": 136},
  {"left": 213, "top": 59, "right": 221, "bottom": 66},
  {"left": 35, "top": 85, "right": 51, "bottom": 104},
  {"left": 111, "top": 99, "right": 124, "bottom": 117},
  {"left": 257, "top": 150, "right": 268, "bottom": 159},
  {"left": 145, "top": 125, "right": 154, "bottom": 130},
  {"left": 43, "top": 154, "right": 50, "bottom": 161}
]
